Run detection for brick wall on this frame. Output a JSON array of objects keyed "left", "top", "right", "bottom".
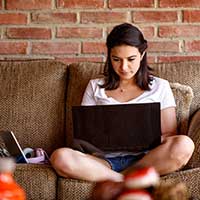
[{"left": 0, "top": 0, "right": 200, "bottom": 63}]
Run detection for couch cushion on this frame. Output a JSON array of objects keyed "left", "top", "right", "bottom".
[
  {"left": 14, "top": 164, "right": 57, "bottom": 200},
  {"left": 57, "top": 178, "right": 94, "bottom": 200},
  {"left": 57, "top": 165, "right": 200, "bottom": 200},
  {"left": 0, "top": 60, "right": 67, "bottom": 154},
  {"left": 152, "top": 61, "right": 200, "bottom": 116},
  {"left": 66, "top": 62, "right": 193, "bottom": 146},
  {"left": 66, "top": 62, "right": 104, "bottom": 146}
]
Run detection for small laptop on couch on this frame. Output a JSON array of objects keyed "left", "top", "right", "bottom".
[{"left": 0, "top": 130, "right": 28, "bottom": 163}]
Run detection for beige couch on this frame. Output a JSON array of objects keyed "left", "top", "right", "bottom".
[{"left": 0, "top": 60, "right": 200, "bottom": 199}]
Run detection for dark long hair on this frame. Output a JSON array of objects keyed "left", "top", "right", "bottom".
[{"left": 101, "top": 23, "right": 153, "bottom": 90}]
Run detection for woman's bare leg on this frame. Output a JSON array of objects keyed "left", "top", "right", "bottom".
[
  {"left": 50, "top": 148, "right": 123, "bottom": 182},
  {"left": 123, "top": 135, "right": 194, "bottom": 175},
  {"left": 50, "top": 135, "right": 194, "bottom": 181}
]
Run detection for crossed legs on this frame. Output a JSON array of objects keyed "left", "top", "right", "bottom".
[{"left": 50, "top": 135, "right": 194, "bottom": 182}]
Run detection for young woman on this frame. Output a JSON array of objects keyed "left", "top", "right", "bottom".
[{"left": 50, "top": 23, "right": 194, "bottom": 182}]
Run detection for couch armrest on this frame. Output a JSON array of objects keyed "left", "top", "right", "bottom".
[{"left": 186, "top": 109, "right": 200, "bottom": 168}]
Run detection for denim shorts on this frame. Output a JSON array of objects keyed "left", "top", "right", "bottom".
[{"left": 104, "top": 154, "right": 145, "bottom": 172}]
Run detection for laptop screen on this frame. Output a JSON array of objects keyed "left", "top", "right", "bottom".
[
  {"left": 72, "top": 103, "right": 161, "bottom": 152},
  {"left": 0, "top": 130, "right": 28, "bottom": 163}
]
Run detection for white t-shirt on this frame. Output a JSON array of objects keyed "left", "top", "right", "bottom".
[
  {"left": 81, "top": 76, "right": 176, "bottom": 110},
  {"left": 81, "top": 76, "right": 176, "bottom": 157}
]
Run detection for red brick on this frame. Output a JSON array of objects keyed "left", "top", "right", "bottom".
[
  {"left": 106, "top": 26, "right": 155, "bottom": 47},
  {"left": 81, "top": 12, "right": 128, "bottom": 24},
  {"left": 109, "top": 0, "right": 154, "bottom": 8},
  {"left": 6, "top": 0, "right": 51, "bottom": 10},
  {"left": 0, "top": 13, "right": 27, "bottom": 25},
  {"left": 147, "top": 56, "right": 156, "bottom": 64},
  {"left": 133, "top": 11, "right": 178, "bottom": 23},
  {"left": 139, "top": 27, "right": 155, "bottom": 39},
  {"left": 57, "top": 0, "right": 103, "bottom": 8},
  {"left": 0, "top": 42, "right": 27, "bottom": 54},
  {"left": 107, "top": 25, "right": 154, "bottom": 39},
  {"left": 159, "top": 0, "right": 200, "bottom": 7},
  {"left": 159, "top": 25, "right": 200, "bottom": 37},
  {"left": 148, "top": 41, "right": 179, "bottom": 52},
  {"left": 57, "top": 27, "right": 102, "bottom": 39},
  {"left": 32, "top": 42, "right": 80, "bottom": 55},
  {"left": 56, "top": 56, "right": 104, "bottom": 64},
  {"left": 158, "top": 56, "right": 200, "bottom": 63},
  {"left": 185, "top": 41, "right": 200, "bottom": 52},
  {"left": 7, "top": 28, "right": 51, "bottom": 39},
  {"left": 183, "top": 11, "right": 200, "bottom": 23},
  {"left": 82, "top": 42, "right": 106, "bottom": 54},
  {"left": 32, "top": 13, "right": 77, "bottom": 24}
]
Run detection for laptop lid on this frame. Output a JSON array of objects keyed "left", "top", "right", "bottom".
[
  {"left": 0, "top": 130, "right": 28, "bottom": 163},
  {"left": 72, "top": 103, "right": 161, "bottom": 152}
]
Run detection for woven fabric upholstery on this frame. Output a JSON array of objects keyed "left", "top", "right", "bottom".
[
  {"left": 0, "top": 60, "right": 67, "bottom": 154},
  {"left": 14, "top": 164, "right": 57, "bottom": 200},
  {"left": 66, "top": 62, "right": 194, "bottom": 146},
  {"left": 66, "top": 62, "right": 104, "bottom": 146},
  {"left": 152, "top": 61, "right": 200, "bottom": 116},
  {"left": 57, "top": 168, "right": 200, "bottom": 200},
  {"left": 161, "top": 167, "right": 200, "bottom": 200},
  {"left": 57, "top": 178, "right": 95, "bottom": 200}
]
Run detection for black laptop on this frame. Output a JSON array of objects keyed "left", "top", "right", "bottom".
[{"left": 72, "top": 103, "right": 161, "bottom": 152}]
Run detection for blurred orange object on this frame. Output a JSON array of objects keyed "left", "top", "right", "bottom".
[{"left": 0, "top": 158, "right": 26, "bottom": 200}]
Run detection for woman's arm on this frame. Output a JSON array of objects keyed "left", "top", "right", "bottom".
[{"left": 161, "top": 107, "right": 177, "bottom": 140}]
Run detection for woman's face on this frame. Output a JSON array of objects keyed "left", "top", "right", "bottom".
[{"left": 110, "top": 45, "right": 143, "bottom": 81}]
